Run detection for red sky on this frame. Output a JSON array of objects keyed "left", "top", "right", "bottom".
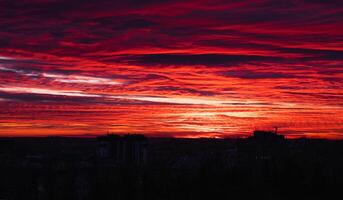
[{"left": 0, "top": 0, "right": 342, "bottom": 138}]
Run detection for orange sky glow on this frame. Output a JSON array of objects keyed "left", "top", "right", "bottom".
[{"left": 0, "top": 0, "right": 342, "bottom": 139}]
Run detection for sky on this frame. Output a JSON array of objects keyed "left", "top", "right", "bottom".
[{"left": 0, "top": 0, "right": 342, "bottom": 139}]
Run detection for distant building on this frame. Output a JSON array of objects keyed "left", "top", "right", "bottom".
[
  {"left": 237, "top": 130, "right": 287, "bottom": 167},
  {"left": 250, "top": 130, "right": 285, "bottom": 142},
  {"left": 240, "top": 130, "right": 286, "bottom": 158},
  {"left": 249, "top": 130, "right": 286, "bottom": 160},
  {"left": 237, "top": 130, "right": 288, "bottom": 185},
  {"left": 97, "top": 134, "right": 148, "bottom": 165}
]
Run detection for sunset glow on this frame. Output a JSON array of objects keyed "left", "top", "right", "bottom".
[{"left": 0, "top": 0, "right": 342, "bottom": 138}]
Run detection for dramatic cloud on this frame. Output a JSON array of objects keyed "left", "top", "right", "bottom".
[{"left": 0, "top": 0, "right": 342, "bottom": 138}]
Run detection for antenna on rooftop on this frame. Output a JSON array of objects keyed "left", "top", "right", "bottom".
[{"left": 274, "top": 126, "right": 279, "bottom": 134}]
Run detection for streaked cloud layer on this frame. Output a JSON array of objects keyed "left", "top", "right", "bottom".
[{"left": 0, "top": 0, "right": 342, "bottom": 138}]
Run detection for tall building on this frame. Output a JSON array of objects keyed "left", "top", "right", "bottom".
[
  {"left": 237, "top": 130, "right": 287, "bottom": 169},
  {"left": 239, "top": 130, "right": 286, "bottom": 160}
]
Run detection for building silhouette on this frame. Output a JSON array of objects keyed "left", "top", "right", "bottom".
[
  {"left": 237, "top": 130, "right": 288, "bottom": 188},
  {"left": 240, "top": 130, "right": 286, "bottom": 155}
]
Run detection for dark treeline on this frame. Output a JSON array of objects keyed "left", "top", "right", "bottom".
[{"left": 1, "top": 132, "right": 343, "bottom": 200}]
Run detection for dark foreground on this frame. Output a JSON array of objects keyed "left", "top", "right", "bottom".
[{"left": 1, "top": 132, "right": 343, "bottom": 200}]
